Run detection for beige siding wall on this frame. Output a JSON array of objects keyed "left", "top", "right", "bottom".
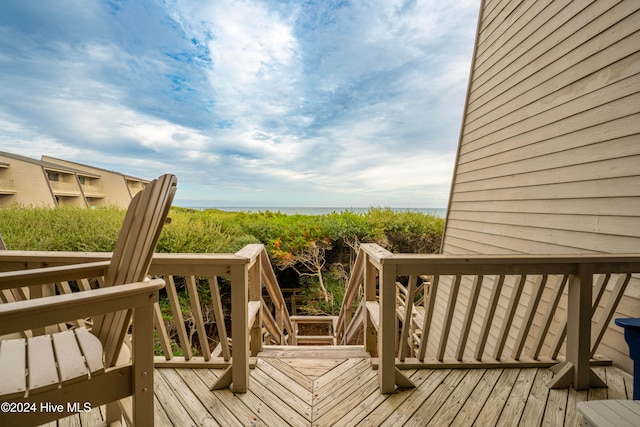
[
  {"left": 41, "top": 156, "right": 133, "bottom": 208},
  {"left": 442, "top": 0, "right": 640, "bottom": 372},
  {"left": 0, "top": 155, "right": 55, "bottom": 207}
]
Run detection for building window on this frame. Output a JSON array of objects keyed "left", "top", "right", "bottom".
[
  {"left": 79, "top": 176, "right": 85, "bottom": 185},
  {"left": 47, "top": 172, "right": 59, "bottom": 181}
]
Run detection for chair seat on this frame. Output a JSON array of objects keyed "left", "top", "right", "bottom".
[
  {"left": 578, "top": 400, "right": 640, "bottom": 427},
  {"left": 0, "top": 328, "right": 104, "bottom": 399}
]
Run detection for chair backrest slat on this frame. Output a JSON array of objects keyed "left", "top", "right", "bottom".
[{"left": 91, "top": 174, "right": 176, "bottom": 367}]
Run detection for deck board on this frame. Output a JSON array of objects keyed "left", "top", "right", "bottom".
[
  {"left": 200, "top": 369, "right": 288, "bottom": 427},
  {"left": 495, "top": 368, "right": 538, "bottom": 427},
  {"left": 519, "top": 368, "right": 553, "bottom": 427},
  {"left": 158, "top": 368, "right": 222, "bottom": 426},
  {"left": 256, "top": 358, "right": 313, "bottom": 405},
  {"left": 378, "top": 369, "right": 450, "bottom": 427},
  {"left": 313, "top": 371, "right": 379, "bottom": 426},
  {"left": 477, "top": 368, "right": 521, "bottom": 425},
  {"left": 35, "top": 348, "right": 635, "bottom": 426},
  {"left": 433, "top": 368, "right": 488, "bottom": 425},
  {"left": 331, "top": 376, "right": 391, "bottom": 426},
  {"left": 450, "top": 368, "right": 503, "bottom": 427},
  {"left": 565, "top": 389, "right": 588, "bottom": 427},
  {"left": 410, "top": 369, "right": 471, "bottom": 425}
]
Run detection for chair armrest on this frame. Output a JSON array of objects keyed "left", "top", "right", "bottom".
[
  {"left": 0, "top": 260, "right": 111, "bottom": 290},
  {"left": 0, "top": 278, "right": 165, "bottom": 336}
]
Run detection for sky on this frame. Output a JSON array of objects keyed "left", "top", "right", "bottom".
[{"left": 0, "top": 0, "right": 480, "bottom": 208}]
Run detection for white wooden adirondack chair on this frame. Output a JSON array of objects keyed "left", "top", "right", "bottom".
[{"left": 0, "top": 173, "right": 177, "bottom": 426}]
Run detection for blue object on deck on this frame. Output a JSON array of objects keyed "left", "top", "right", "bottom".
[{"left": 615, "top": 318, "right": 640, "bottom": 400}]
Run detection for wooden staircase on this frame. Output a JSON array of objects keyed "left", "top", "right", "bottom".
[{"left": 290, "top": 315, "right": 338, "bottom": 345}]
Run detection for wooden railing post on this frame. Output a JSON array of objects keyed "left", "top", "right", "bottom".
[
  {"left": 379, "top": 259, "right": 396, "bottom": 393},
  {"left": 549, "top": 263, "right": 606, "bottom": 390},
  {"left": 231, "top": 263, "right": 249, "bottom": 393}
]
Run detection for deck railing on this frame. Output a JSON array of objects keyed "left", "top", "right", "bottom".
[
  {"left": 0, "top": 244, "right": 292, "bottom": 393},
  {"left": 335, "top": 243, "right": 640, "bottom": 393},
  {"left": 4, "top": 244, "right": 639, "bottom": 396}
]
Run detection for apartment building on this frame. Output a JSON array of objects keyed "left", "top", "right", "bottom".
[{"left": 0, "top": 151, "right": 148, "bottom": 208}]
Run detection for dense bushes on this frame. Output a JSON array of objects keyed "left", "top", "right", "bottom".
[
  {"left": 0, "top": 205, "right": 443, "bottom": 254},
  {"left": 0, "top": 205, "right": 444, "bottom": 314},
  {"left": 0, "top": 206, "right": 125, "bottom": 252}
]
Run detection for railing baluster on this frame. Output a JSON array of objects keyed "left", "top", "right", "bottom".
[
  {"left": 457, "top": 275, "right": 483, "bottom": 361},
  {"left": 336, "top": 248, "right": 365, "bottom": 342},
  {"left": 166, "top": 276, "right": 192, "bottom": 360},
  {"left": 475, "top": 275, "right": 504, "bottom": 361},
  {"left": 261, "top": 300, "right": 281, "bottom": 343},
  {"left": 415, "top": 279, "right": 426, "bottom": 306},
  {"left": 418, "top": 275, "right": 439, "bottom": 361},
  {"left": 591, "top": 274, "right": 632, "bottom": 357},
  {"left": 437, "top": 275, "right": 461, "bottom": 362},
  {"left": 398, "top": 276, "right": 417, "bottom": 361},
  {"left": 185, "top": 276, "right": 211, "bottom": 360},
  {"left": 364, "top": 253, "right": 378, "bottom": 357},
  {"left": 154, "top": 302, "right": 172, "bottom": 360},
  {"left": 592, "top": 274, "right": 611, "bottom": 316},
  {"left": 260, "top": 250, "right": 293, "bottom": 338},
  {"left": 345, "top": 303, "right": 364, "bottom": 344},
  {"left": 275, "top": 307, "right": 284, "bottom": 344},
  {"left": 511, "top": 275, "right": 547, "bottom": 360},
  {"left": 248, "top": 257, "right": 262, "bottom": 357},
  {"left": 77, "top": 278, "right": 92, "bottom": 292},
  {"left": 56, "top": 281, "right": 86, "bottom": 328},
  {"left": 532, "top": 274, "right": 568, "bottom": 360},
  {"left": 551, "top": 324, "right": 567, "bottom": 360},
  {"left": 493, "top": 275, "right": 526, "bottom": 361},
  {"left": 208, "top": 276, "right": 230, "bottom": 360}
]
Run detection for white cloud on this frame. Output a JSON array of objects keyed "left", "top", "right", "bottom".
[{"left": 0, "top": 0, "right": 480, "bottom": 207}]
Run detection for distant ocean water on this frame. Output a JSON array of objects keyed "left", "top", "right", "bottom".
[{"left": 183, "top": 206, "right": 447, "bottom": 217}]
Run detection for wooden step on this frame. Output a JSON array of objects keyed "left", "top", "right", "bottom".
[
  {"left": 294, "top": 335, "right": 336, "bottom": 345},
  {"left": 259, "top": 345, "right": 369, "bottom": 359}
]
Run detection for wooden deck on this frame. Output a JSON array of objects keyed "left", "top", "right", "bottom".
[{"left": 44, "top": 346, "right": 635, "bottom": 426}]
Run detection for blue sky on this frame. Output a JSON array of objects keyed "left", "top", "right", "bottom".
[{"left": 0, "top": 0, "right": 479, "bottom": 208}]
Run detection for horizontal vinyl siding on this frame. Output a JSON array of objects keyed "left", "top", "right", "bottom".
[
  {"left": 442, "top": 0, "right": 640, "bottom": 373},
  {"left": 447, "top": 198, "right": 640, "bottom": 217},
  {"left": 468, "top": 1, "right": 639, "bottom": 117}
]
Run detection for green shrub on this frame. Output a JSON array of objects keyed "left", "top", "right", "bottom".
[
  {"left": 156, "top": 208, "right": 243, "bottom": 253},
  {"left": 0, "top": 205, "right": 124, "bottom": 251},
  {"left": 0, "top": 205, "right": 444, "bottom": 317}
]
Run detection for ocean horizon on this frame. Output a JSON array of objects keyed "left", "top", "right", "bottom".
[{"left": 178, "top": 206, "right": 447, "bottom": 217}]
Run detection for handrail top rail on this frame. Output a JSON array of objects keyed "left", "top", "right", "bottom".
[
  {"left": 360, "top": 243, "right": 640, "bottom": 273},
  {"left": 0, "top": 250, "right": 251, "bottom": 265},
  {"left": 10, "top": 244, "right": 638, "bottom": 267},
  {"left": 234, "top": 243, "right": 264, "bottom": 260}
]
